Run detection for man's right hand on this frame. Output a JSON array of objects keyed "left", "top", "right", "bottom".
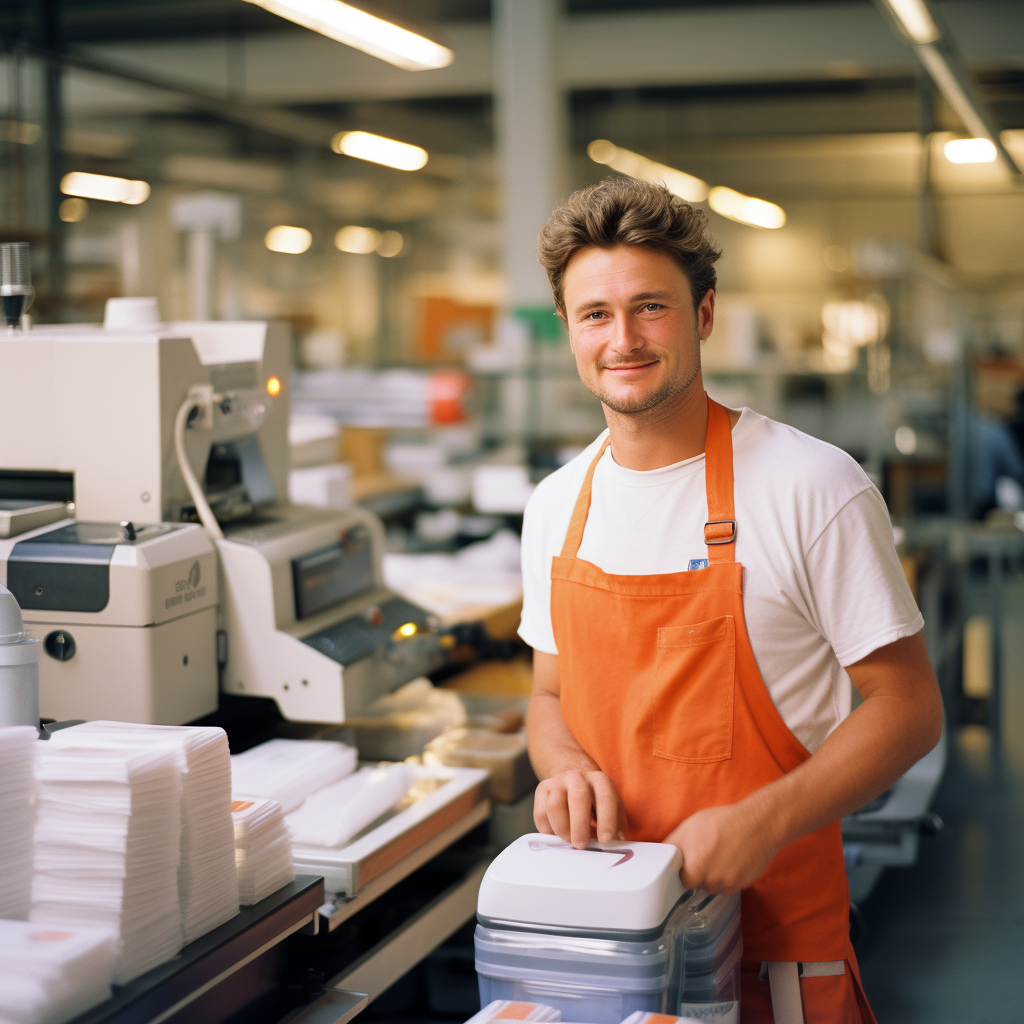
[{"left": 533, "top": 768, "right": 627, "bottom": 849}]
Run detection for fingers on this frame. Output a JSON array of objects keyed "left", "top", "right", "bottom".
[
  {"left": 533, "top": 786, "right": 554, "bottom": 835},
  {"left": 545, "top": 780, "right": 574, "bottom": 842},
  {"left": 532, "top": 771, "right": 626, "bottom": 849},
  {"left": 591, "top": 773, "right": 624, "bottom": 843},
  {"left": 566, "top": 773, "right": 594, "bottom": 848},
  {"left": 680, "top": 856, "right": 705, "bottom": 893}
]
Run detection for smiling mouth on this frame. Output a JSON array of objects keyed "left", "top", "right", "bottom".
[{"left": 603, "top": 361, "right": 657, "bottom": 372}]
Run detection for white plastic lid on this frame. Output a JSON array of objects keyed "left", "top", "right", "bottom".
[{"left": 477, "top": 833, "right": 684, "bottom": 932}]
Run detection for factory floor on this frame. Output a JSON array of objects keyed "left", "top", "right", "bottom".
[{"left": 857, "top": 571, "right": 1024, "bottom": 1023}]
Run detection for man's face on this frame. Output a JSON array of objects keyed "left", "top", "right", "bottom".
[{"left": 561, "top": 245, "right": 714, "bottom": 416}]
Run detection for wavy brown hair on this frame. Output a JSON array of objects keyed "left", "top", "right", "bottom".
[{"left": 537, "top": 176, "right": 721, "bottom": 317}]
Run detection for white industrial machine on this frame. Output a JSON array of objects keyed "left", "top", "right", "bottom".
[
  {"left": 0, "top": 518, "right": 218, "bottom": 724},
  {"left": 0, "top": 308, "right": 452, "bottom": 725}
]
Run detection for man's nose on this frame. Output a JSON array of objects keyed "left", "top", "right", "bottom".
[{"left": 610, "top": 312, "right": 644, "bottom": 353}]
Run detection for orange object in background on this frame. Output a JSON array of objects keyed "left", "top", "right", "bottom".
[
  {"left": 416, "top": 295, "right": 495, "bottom": 361},
  {"left": 428, "top": 369, "right": 471, "bottom": 424}
]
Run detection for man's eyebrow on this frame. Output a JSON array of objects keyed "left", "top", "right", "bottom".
[{"left": 572, "top": 290, "right": 674, "bottom": 315}]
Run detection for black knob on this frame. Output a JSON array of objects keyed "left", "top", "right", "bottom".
[
  {"left": 120, "top": 520, "right": 136, "bottom": 541},
  {"left": 44, "top": 630, "right": 76, "bottom": 661}
]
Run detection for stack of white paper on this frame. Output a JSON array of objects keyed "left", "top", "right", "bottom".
[
  {"left": 0, "top": 920, "right": 118, "bottom": 1024},
  {"left": 50, "top": 723, "right": 239, "bottom": 944},
  {"left": 231, "top": 798, "right": 295, "bottom": 905},
  {"left": 231, "top": 739, "right": 357, "bottom": 814},
  {"left": 286, "top": 763, "right": 415, "bottom": 848},
  {"left": 0, "top": 726, "right": 38, "bottom": 920},
  {"left": 30, "top": 743, "right": 183, "bottom": 984}
]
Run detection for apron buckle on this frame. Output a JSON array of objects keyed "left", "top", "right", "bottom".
[{"left": 704, "top": 519, "right": 737, "bottom": 544}]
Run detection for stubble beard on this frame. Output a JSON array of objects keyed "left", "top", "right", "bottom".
[{"left": 583, "top": 353, "right": 702, "bottom": 416}]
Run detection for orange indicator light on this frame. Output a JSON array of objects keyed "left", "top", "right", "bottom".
[{"left": 266, "top": 376, "right": 282, "bottom": 397}]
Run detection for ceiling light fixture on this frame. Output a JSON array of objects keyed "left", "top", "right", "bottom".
[
  {"left": 60, "top": 171, "right": 150, "bottom": 205},
  {"left": 332, "top": 130, "right": 428, "bottom": 171},
  {"left": 241, "top": 0, "right": 453, "bottom": 71},
  {"left": 877, "top": 0, "right": 939, "bottom": 44},
  {"left": 265, "top": 225, "right": 312, "bottom": 254},
  {"left": 944, "top": 137, "right": 998, "bottom": 164},
  {"left": 377, "top": 230, "right": 404, "bottom": 257},
  {"left": 588, "top": 139, "right": 708, "bottom": 203},
  {"left": 335, "top": 225, "right": 381, "bottom": 254},
  {"left": 708, "top": 186, "right": 786, "bottom": 229},
  {"left": 872, "top": 0, "right": 1021, "bottom": 175}
]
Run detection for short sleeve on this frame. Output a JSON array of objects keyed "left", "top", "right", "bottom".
[
  {"left": 517, "top": 485, "right": 560, "bottom": 655},
  {"left": 803, "top": 487, "right": 924, "bottom": 667}
]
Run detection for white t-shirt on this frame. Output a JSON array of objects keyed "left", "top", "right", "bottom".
[{"left": 518, "top": 408, "right": 923, "bottom": 754}]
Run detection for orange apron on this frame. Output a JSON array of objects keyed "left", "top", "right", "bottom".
[{"left": 550, "top": 396, "right": 877, "bottom": 1023}]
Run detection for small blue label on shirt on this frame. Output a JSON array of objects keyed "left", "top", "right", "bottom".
[{"left": 688, "top": 558, "right": 708, "bottom": 571}]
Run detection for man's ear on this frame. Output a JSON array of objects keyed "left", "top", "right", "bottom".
[{"left": 697, "top": 288, "right": 716, "bottom": 342}]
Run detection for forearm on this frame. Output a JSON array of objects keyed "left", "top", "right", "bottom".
[
  {"left": 745, "top": 638, "right": 943, "bottom": 852},
  {"left": 526, "top": 689, "right": 599, "bottom": 780}
]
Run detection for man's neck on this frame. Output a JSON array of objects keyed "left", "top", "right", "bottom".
[{"left": 603, "top": 373, "right": 713, "bottom": 471}]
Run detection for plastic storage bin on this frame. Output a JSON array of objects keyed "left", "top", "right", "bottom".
[
  {"left": 474, "top": 834, "right": 740, "bottom": 1024},
  {"left": 676, "top": 892, "right": 741, "bottom": 1020}
]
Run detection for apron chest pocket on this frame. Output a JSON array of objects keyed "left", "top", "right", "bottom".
[{"left": 650, "top": 615, "right": 736, "bottom": 763}]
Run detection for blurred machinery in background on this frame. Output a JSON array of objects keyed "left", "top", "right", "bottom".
[{"left": 0, "top": 295, "right": 454, "bottom": 725}]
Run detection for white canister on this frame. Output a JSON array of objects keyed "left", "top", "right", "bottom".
[{"left": 0, "top": 584, "right": 42, "bottom": 728}]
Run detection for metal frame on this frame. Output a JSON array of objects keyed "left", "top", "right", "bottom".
[{"left": 327, "top": 858, "right": 490, "bottom": 1003}]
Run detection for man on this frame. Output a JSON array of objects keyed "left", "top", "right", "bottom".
[{"left": 519, "top": 177, "right": 942, "bottom": 1023}]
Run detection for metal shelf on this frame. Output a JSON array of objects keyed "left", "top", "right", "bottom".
[{"left": 327, "top": 858, "right": 490, "bottom": 1003}]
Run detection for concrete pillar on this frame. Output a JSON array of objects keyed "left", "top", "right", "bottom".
[{"left": 493, "top": 0, "right": 565, "bottom": 312}]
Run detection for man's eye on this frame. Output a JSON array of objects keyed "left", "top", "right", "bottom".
[
  {"left": 644, "top": 303, "right": 662, "bottom": 311},
  {"left": 587, "top": 311, "right": 605, "bottom": 320}
]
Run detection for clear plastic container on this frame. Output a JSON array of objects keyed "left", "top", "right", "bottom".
[
  {"left": 676, "top": 891, "right": 742, "bottom": 1019},
  {"left": 476, "top": 891, "right": 741, "bottom": 1024},
  {"left": 476, "top": 926, "right": 673, "bottom": 1022}
]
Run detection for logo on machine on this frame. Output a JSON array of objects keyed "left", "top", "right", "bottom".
[
  {"left": 527, "top": 839, "right": 634, "bottom": 867},
  {"left": 166, "top": 561, "right": 207, "bottom": 610}
]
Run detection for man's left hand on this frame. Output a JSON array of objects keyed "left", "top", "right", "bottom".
[{"left": 662, "top": 800, "right": 778, "bottom": 896}]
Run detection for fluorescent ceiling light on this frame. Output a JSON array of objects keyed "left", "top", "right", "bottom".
[
  {"left": 61, "top": 171, "right": 150, "bottom": 205},
  {"left": 588, "top": 139, "right": 708, "bottom": 203},
  {"left": 377, "top": 230, "right": 404, "bottom": 257},
  {"left": 878, "top": 0, "right": 940, "bottom": 44},
  {"left": 944, "top": 137, "right": 998, "bottom": 164},
  {"left": 708, "top": 186, "right": 786, "bottom": 229},
  {"left": 335, "top": 225, "right": 381, "bottom": 254},
  {"left": 265, "top": 225, "right": 312, "bottom": 253},
  {"left": 241, "top": 0, "right": 452, "bottom": 71},
  {"left": 332, "top": 130, "right": 428, "bottom": 171}
]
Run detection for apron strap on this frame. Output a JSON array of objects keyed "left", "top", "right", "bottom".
[
  {"left": 759, "top": 960, "right": 847, "bottom": 1024},
  {"left": 561, "top": 394, "right": 737, "bottom": 561},
  {"left": 704, "top": 395, "right": 737, "bottom": 563},
  {"left": 767, "top": 961, "right": 805, "bottom": 1024},
  {"left": 559, "top": 436, "right": 611, "bottom": 559}
]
